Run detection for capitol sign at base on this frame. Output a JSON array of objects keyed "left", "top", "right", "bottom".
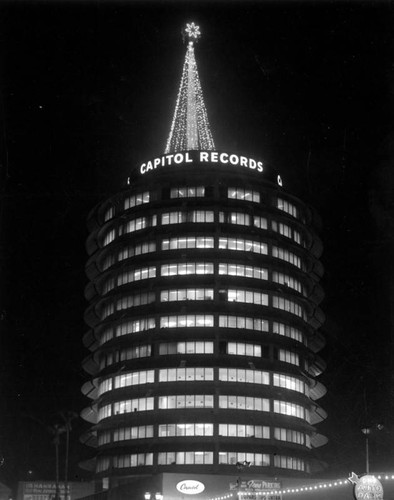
[{"left": 176, "top": 480, "right": 205, "bottom": 495}]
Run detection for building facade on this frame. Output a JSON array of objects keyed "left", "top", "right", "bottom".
[{"left": 81, "top": 24, "right": 327, "bottom": 500}]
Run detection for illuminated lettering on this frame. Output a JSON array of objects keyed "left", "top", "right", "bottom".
[
  {"left": 174, "top": 153, "right": 183, "bottom": 164},
  {"left": 139, "top": 151, "right": 265, "bottom": 176},
  {"left": 230, "top": 154, "right": 239, "bottom": 165},
  {"left": 220, "top": 153, "right": 229, "bottom": 163}
]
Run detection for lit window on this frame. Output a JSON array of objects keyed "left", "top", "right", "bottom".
[
  {"left": 124, "top": 191, "right": 150, "bottom": 210},
  {"left": 113, "top": 397, "right": 154, "bottom": 415},
  {"left": 219, "top": 263, "right": 267, "bottom": 280},
  {"left": 170, "top": 187, "right": 205, "bottom": 198},
  {"left": 219, "top": 211, "right": 250, "bottom": 226},
  {"left": 219, "top": 396, "right": 269, "bottom": 412},
  {"left": 98, "top": 404, "right": 112, "bottom": 421},
  {"left": 219, "top": 315, "right": 268, "bottom": 332},
  {"left": 104, "top": 206, "right": 114, "bottom": 222},
  {"left": 159, "top": 367, "right": 214, "bottom": 382},
  {"left": 278, "top": 349, "right": 300, "bottom": 366},
  {"left": 158, "top": 395, "right": 214, "bottom": 409},
  {"left": 273, "top": 374, "right": 305, "bottom": 394},
  {"left": 115, "top": 318, "right": 156, "bottom": 338},
  {"left": 114, "top": 370, "right": 155, "bottom": 389},
  {"left": 160, "top": 288, "right": 214, "bottom": 302},
  {"left": 274, "top": 427, "right": 305, "bottom": 446},
  {"left": 162, "top": 236, "right": 214, "bottom": 250},
  {"left": 274, "top": 455, "right": 305, "bottom": 471},
  {"left": 227, "top": 188, "right": 260, "bottom": 203},
  {"left": 159, "top": 341, "right": 214, "bottom": 355},
  {"left": 277, "top": 198, "right": 299, "bottom": 219},
  {"left": 227, "top": 289, "right": 268, "bottom": 306},
  {"left": 272, "top": 322, "right": 304, "bottom": 344},
  {"left": 219, "top": 424, "right": 269, "bottom": 439},
  {"left": 219, "top": 368, "right": 269, "bottom": 385},
  {"left": 158, "top": 423, "right": 213, "bottom": 437},
  {"left": 118, "top": 241, "right": 156, "bottom": 262},
  {"left": 227, "top": 342, "right": 262, "bottom": 357},
  {"left": 103, "top": 229, "right": 115, "bottom": 247},
  {"left": 161, "top": 210, "right": 214, "bottom": 224},
  {"left": 160, "top": 315, "right": 214, "bottom": 328},
  {"left": 272, "top": 296, "right": 304, "bottom": 319},
  {"left": 113, "top": 453, "right": 153, "bottom": 468},
  {"left": 272, "top": 246, "right": 302, "bottom": 269},
  {"left": 253, "top": 216, "right": 268, "bottom": 229},
  {"left": 113, "top": 425, "right": 154, "bottom": 442},
  {"left": 116, "top": 292, "right": 155, "bottom": 312},
  {"left": 118, "top": 344, "right": 151, "bottom": 362},
  {"left": 218, "top": 452, "right": 269, "bottom": 466},
  {"left": 117, "top": 266, "right": 156, "bottom": 287},
  {"left": 273, "top": 400, "right": 305, "bottom": 420},
  {"left": 98, "top": 378, "right": 113, "bottom": 396},
  {"left": 219, "top": 237, "right": 267, "bottom": 255},
  {"left": 272, "top": 272, "right": 303, "bottom": 294},
  {"left": 161, "top": 262, "right": 214, "bottom": 276},
  {"left": 158, "top": 451, "right": 213, "bottom": 465}
]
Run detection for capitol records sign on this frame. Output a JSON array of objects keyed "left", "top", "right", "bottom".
[{"left": 176, "top": 480, "right": 205, "bottom": 495}]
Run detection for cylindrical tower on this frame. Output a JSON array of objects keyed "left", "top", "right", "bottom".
[
  {"left": 81, "top": 23, "right": 327, "bottom": 497},
  {"left": 81, "top": 151, "right": 326, "bottom": 482}
]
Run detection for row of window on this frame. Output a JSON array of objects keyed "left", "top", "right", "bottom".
[
  {"left": 103, "top": 291, "right": 305, "bottom": 325},
  {"left": 103, "top": 241, "right": 157, "bottom": 272},
  {"left": 103, "top": 190, "right": 300, "bottom": 222},
  {"left": 96, "top": 451, "right": 306, "bottom": 472},
  {"left": 102, "top": 234, "right": 307, "bottom": 274},
  {"left": 98, "top": 397, "right": 309, "bottom": 422},
  {"left": 102, "top": 243, "right": 305, "bottom": 293},
  {"left": 102, "top": 211, "right": 304, "bottom": 247},
  {"left": 98, "top": 423, "right": 311, "bottom": 445},
  {"left": 101, "top": 270, "right": 305, "bottom": 320},
  {"left": 98, "top": 369, "right": 307, "bottom": 396},
  {"left": 99, "top": 315, "right": 305, "bottom": 347},
  {"left": 101, "top": 291, "right": 156, "bottom": 319},
  {"left": 97, "top": 340, "right": 264, "bottom": 369},
  {"left": 102, "top": 279, "right": 304, "bottom": 316}
]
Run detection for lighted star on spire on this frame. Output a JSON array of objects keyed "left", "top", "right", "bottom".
[{"left": 184, "top": 22, "right": 201, "bottom": 41}]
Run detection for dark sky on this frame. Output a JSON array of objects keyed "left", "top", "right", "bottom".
[{"left": 1, "top": 0, "right": 393, "bottom": 489}]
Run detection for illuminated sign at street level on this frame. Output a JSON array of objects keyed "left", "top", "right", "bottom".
[
  {"left": 176, "top": 480, "right": 205, "bottom": 495},
  {"left": 207, "top": 474, "right": 393, "bottom": 500},
  {"left": 349, "top": 473, "right": 384, "bottom": 500},
  {"left": 139, "top": 151, "right": 264, "bottom": 175},
  {"left": 230, "top": 480, "right": 281, "bottom": 492},
  {"left": 229, "top": 480, "right": 282, "bottom": 500},
  {"left": 22, "top": 482, "right": 70, "bottom": 500}
]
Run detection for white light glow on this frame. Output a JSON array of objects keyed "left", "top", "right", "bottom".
[
  {"left": 185, "top": 22, "right": 201, "bottom": 40},
  {"left": 165, "top": 25, "right": 215, "bottom": 154}
]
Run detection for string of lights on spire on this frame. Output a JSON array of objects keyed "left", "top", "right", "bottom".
[
  {"left": 165, "top": 22, "right": 215, "bottom": 154},
  {"left": 206, "top": 474, "right": 394, "bottom": 500}
]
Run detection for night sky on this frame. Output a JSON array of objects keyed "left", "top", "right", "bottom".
[{"left": 1, "top": 0, "right": 393, "bottom": 489}]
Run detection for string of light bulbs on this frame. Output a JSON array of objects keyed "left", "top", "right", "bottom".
[
  {"left": 165, "top": 25, "right": 215, "bottom": 154},
  {"left": 206, "top": 474, "right": 394, "bottom": 500}
]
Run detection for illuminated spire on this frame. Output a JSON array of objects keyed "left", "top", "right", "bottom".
[{"left": 165, "top": 22, "right": 215, "bottom": 154}]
